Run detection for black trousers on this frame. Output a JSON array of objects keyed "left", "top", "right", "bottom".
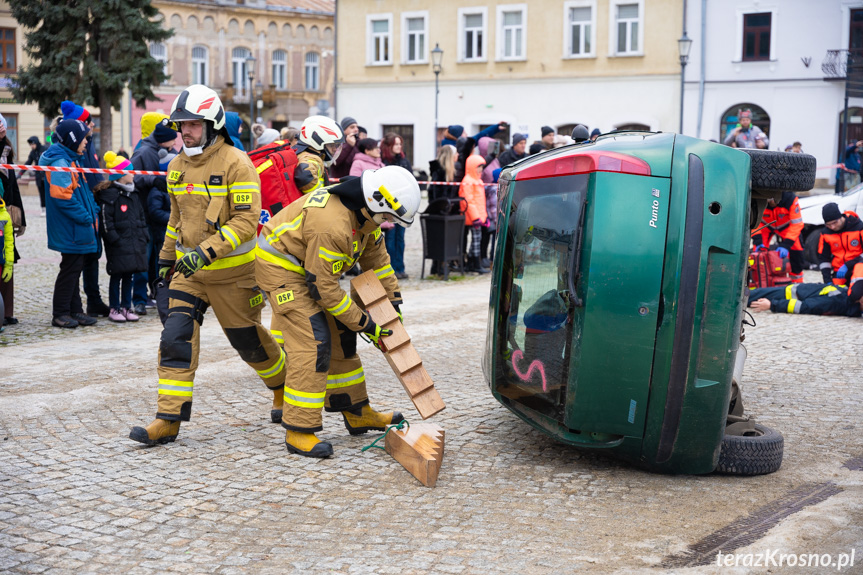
[
  {"left": 82, "top": 252, "right": 103, "bottom": 306},
  {"left": 53, "top": 253, "right": 87, "bottom": 317}
]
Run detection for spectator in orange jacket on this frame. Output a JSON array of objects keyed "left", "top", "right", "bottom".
[
  {"left": 459, "top": 154, "right": 488, "bottom": 274},
  {"left": 752, "top": 192, "right": 805, "bottom": 283}
]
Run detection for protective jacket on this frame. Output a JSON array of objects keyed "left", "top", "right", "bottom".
[
  {"left": 98, "top": 182, "right": 148, "bottom": 275},
  {"left": 0, "top": 198, "right": 12, "bottom": 268},
  {"left": 294, "top": 148, "right": 328, "bottom": 195},
  {"left": 255, "top": 181, "right": 401, "bottom": 333},
  {"left": 40, "top": 143, "right": 100, "bottom": 255},
  {"left": 160, "top": 136, "right": 260, "bottom": 278},
  {"left": 818, "top": 211, "right": 863, "bottom": 281},
  {"left": 753, "top": 192, "right": 803, "bottom": 250},
  {"left": 748, "top": 283, "right": 861, "bottom": 317}
]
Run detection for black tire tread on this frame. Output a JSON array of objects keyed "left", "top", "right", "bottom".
[
  {"left": 716, "top": 423, "right": 784, "bottom": 476},
  {"left": 741, "top": 149, "right": 816, "bottom": 193}
]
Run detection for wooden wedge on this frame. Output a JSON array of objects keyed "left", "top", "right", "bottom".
[
  {"left": 384, "top": 423, "right": 445, "bottom": 487},
  {"left": 351, "top": 271, "right": 446, "bottom": 419}
]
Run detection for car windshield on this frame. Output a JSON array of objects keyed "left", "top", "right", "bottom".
[{"left": 494, "top": 175, "right": 587, "bottom": 419}]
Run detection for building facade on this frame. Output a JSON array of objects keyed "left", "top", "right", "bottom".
[
  {"left": 683, "top": 0, "right": 863, "bottom": 187},
  {"left": 144, "top": 0, "right": 335, "bottom": 149},
  {"left": 336, "top": 0, "right": 684, "bottom": 168}
]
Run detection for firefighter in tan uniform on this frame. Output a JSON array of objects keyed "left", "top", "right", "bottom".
[
  {"left": 256, "top": 165, "right": 421, "bottom": 457},
  {"left": 130, "top": 85, "right": 286, "bottom": 446},
  {"left": 294, "top": 115, "right": 342, "bottom": 195}
]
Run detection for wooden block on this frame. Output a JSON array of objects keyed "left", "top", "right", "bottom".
[
  {"left": 385, "top": 423, "right": 445, "bottom": 487},
  {"left": 351, "top": 271, "right": 446, "bottom": 420}
]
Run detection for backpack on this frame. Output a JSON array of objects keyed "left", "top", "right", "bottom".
[{"left": 249, "top": 140, "right": 301, "bottom": 234}]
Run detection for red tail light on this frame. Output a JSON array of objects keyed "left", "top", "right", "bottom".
[{"left": 516, "top": 150, "right": 652, "bottom": 180}]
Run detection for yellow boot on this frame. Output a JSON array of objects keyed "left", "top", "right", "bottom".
[
  {"left": 342, "top": 404, "right": 404, "bottom": 435},
  {"left": 129, "top": 419, "right": 180, "bottom": 446},
  {"left": 285, "top": 430, "right": 333, "bottom": 458},
  {"left": 271, "top": 385, "right": 284, "bottom": 424}
]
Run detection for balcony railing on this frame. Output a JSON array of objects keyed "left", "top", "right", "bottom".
[{"left": 822, "top": 49, "right": 863, "bottom": 78}]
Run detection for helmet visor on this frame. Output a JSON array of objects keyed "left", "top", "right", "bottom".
[{"left": 325, "top": 142, "right": 343, "bottom": 162}]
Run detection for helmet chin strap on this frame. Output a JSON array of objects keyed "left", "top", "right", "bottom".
[{"left": 181, "top": 122, "right": 218, "bottom": 157}]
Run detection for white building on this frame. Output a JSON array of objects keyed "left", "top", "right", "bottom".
[{"left": 683, "top": 0, "right": 863, "bottom": 187}]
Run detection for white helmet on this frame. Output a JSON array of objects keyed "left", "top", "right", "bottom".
[
  {"left": 361, "top": 165, "right": 421, "bottom": 227},
  {"left": 299, "top": 115, "right": 344, "bottom": 166},
  {"left": 169, "top": 84, "right": 225, "bottom": 130}
]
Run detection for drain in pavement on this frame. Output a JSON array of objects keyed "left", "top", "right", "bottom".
[{"left": 662, "top": 482, "right": 844, "bottom": 568}]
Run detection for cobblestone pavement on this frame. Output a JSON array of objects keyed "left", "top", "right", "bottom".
[{"left": 2, "top": 192, "right": 862, "bottom": 574}]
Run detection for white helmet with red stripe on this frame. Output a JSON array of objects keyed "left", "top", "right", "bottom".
[
  {"left": 299, "top": 115, "right": 344, "bottom": 166},
  {"left": 169, "top": 84, "right": 225, "bottom": 130}
]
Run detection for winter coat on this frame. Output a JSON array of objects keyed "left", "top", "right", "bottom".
[
  {"left": 25, "top": 139, "right": 47, "bottom": 186},
  {"left": 147, "top": 186, "right": 171, "bottom": 228},
  {"left": 130, "top": 135, "right": 167, "bottom": 217},
  {"left": 845, "top": 144, "right": 862, "bottom": 173},
  {"left": 225, "top": 112, "right": 246, "bottom": 151},
  {"left": 0, "top": 141, "right": 25, "bottom": 262},
  {"left": 383, "top": 153, "right": 412, "bottom": 173},
  {"left": 427, "top": 159, "right": 458, "bottom": 206},
  {"left": 498, "top": 148, "right": 526, "bottom": 168},
  {"left": 330, "top": 141, "right": 358, "bottom": 180},
  {"left": 79, "top": 135, "right": 104, "bottom": 191},
  {"left": 98, "top": 183, "right": 148, "bottom": 275},
  {"left": 40, "top": 143, "right": 100, "bottom": 255},
  {"left": 349, "top": 152, "right": 384, "bottom": 177},
  {"left": 0, "top": 199, "right": 12, "bottom": 268},
  {"left": 459, "top": 154, "right": 488, "bottom": 226}
]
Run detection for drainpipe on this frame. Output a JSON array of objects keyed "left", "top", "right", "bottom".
[{"left": 696, "top": 0, "right": 706, "bottom": 139}]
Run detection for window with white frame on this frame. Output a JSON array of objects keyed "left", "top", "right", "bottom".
[
  {"left": 498, "top": 5, "right": 527, "bottom": 60},
  {"left": 613, "top": 1, "right": 642, "bottom": 55},
  {"left": 272, "top": 49, "right": 287, "bottom": 90},
  {"left": 150, "top": 42, "right": 167, "bottom": 79},
  {"left": 565, "top": 1, "right": 595, "bottom": 58},
  {"left": 305, "top": 52, "right": 319, "bottom": 91},
  {"left": 458, "top": 7, "right": 487, "bottom": 62},
  {"left": 367, "top": 14, "right": 392, "bottom": 65},
  {"left": 402, "top": 12, "right": 428, "bottom": 64},
  {"left": 192, "top": 46, "right": 208, "bottom": 85},
  {"left": 232, "top": 46, "right": 252, "bottom": 98}
]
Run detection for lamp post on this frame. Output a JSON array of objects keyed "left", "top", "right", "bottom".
[
  {"left": 256, "top": 80, "right": 264, "bottom": 124},
  {"left": 677, "top": 33, "right": 692, "bottom": 134},
  {"left": 246, "top": 55, "right": 256, "bottom": 148},
  {"left": 431, "top": 43, "right": 443, "bottom": 153}
]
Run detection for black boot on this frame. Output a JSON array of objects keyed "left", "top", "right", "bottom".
[
  {"left": 468, "top": 257, "right": 489, "bottom": 274},
  {"left": 86, "top": 300, "right": 111, "bottom": 317}
]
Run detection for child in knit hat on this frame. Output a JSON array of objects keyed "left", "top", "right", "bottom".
[{"left": 94, "top": 152, "right": 149, "bottom": 322}]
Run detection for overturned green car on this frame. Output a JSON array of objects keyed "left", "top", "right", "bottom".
[{"left": 482, "top": 132, "right": 815, "bottom": 475}]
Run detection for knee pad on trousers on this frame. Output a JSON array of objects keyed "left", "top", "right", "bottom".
[
  {"left": 223, "top": 326, "right": 269, "bottom": 363},
  {"left": 167, "top": 289, "right": 209, "bottom": 324},
  {"left": 309, "top": 311, "right": 331, "bottom": 372},
  {"left": 159, "top": 311, "right": 195, "bottom": 369},
  {"left": 335, "top": 318, "right": 357, "bottom": 358}
]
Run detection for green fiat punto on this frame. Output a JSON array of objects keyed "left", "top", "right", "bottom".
[{"left": 482, "top": 132, "right": 815, "bottom": 475}]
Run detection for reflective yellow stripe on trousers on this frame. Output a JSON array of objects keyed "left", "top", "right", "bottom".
[
  {"left": 257, "top": 349, "right": 286, "bottom": 379},
  {"left": 158, "top": 379, "right": 194, "bottom": 397},
  {"left": 284, "top": 386, "right": 326, "bottom": 409},
  {"left": 326, "top": 367, "right": 365, "bottom": 390}
]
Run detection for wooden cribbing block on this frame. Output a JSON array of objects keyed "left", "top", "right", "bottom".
[
  {"left": 385, "top": 423, "right": 445, "bottom": 487},
  {"left": 351, "top": 270, "right": 445, "bottom": 419}
]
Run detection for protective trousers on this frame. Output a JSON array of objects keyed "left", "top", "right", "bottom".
[
  {"left": 156, "top": 264, "right": 286, "bottom": 421},
  {"left": 265, "top": 272, "right": 369, "bottom": 432}
]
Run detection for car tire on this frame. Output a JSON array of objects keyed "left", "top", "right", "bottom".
[
  {"left": 803, "top": 227, "right": 823, "bottom": 269},
  {"left": 715, "top": 423, "right": 784, "bottom": 476},
  {"left": 740, "top": 149, "right": 817, "bottom": 195}
]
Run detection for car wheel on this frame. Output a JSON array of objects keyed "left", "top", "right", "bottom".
[
  {"left": 740, "top": 149, "right": 817, "bottom": 197},
  {"left": 803, "top": 227, "right": 823, "bottom": 269},
  {"left": 715, "top": 423, "right": 784, "bottom": 476}
]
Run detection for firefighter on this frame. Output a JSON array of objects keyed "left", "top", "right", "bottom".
[
  {"left": 294, "top": 115, "right": 343, "bottom": 195},
  {"left": 818, "top": 202, "right": 863, "bottom": 286},
  {"left": 752, "top": 192, "right": 805, "bottom": 283},
  {"left": 748, "top": 281, "right": 862, "bottom": 317},
  {"left": 255, "top": 165, "right": 421, "bottom": 457},
  {"left": 129, "top": 84, "right": 287, "bottom": 446}
]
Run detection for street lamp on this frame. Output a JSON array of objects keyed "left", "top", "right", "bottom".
[
  {"left": 256, "top": 80, "right": 264, "bottom": 124},
  {"left": 246, "top": 55, "right": 256, "bottom": 148},
  {"left": 431, "top": 43, "right": 443, "bottom": 153},
  {"left": 677, "top": 33, "right": 692, "bottom": 134}
]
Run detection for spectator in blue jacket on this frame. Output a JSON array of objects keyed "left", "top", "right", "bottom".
[
  {"left": 441, "top": 123, "right": 508, "bottom": 149},
  {"left": 40, "top": 119, "right": 101, "bottom": 329},
  {"left": 224, "top": 112, "right": 245, "bottom": 151},
  {"left": 843, "top": 140, "right": 863, "bottom": 191}
]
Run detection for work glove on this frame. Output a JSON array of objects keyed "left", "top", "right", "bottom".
[
  {"left": 753, "top": 243, "right": 765, "bottom": 252},
  {"left": 1, "top": 264, "right": 11, "bottom": 282},
  {"left": 174, "top": 247, "right": 210, "bottom": 278},
  {"left": 158, "top": 258, "right": 175, "bottom": 279},
  {"left": 775, "top": 247, "right": 789, "bottom": 259},
  {"left": 360, "top": 315, "right": 393, "bottom": 350},
  {"left": 393, "top": 304, "right": 403, "bottom": 324},
  {"left": 836, "top": 264, "right": 848, "bottom": 279}
]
